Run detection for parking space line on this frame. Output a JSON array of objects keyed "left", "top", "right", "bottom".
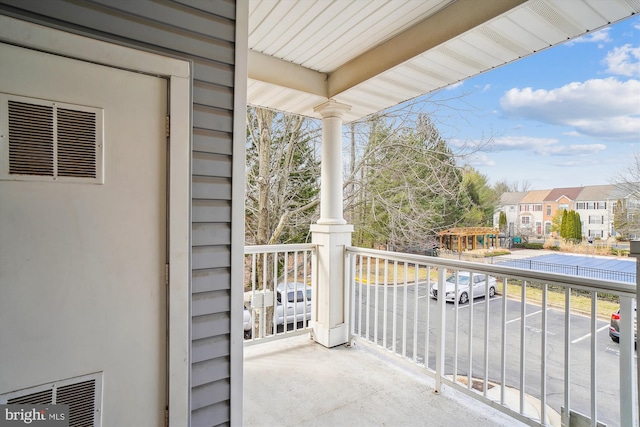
[
  {"left": 451, "top": 297, "right": 503, "bottom": 309},
  {"left": 571, "top": 324, "right": 610, "bottom": 344},
  {"left": 506, "top": 309, "right": 542, "bottom": 324}
]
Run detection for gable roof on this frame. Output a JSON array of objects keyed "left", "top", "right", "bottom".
[
  {"left": 575, "top": 185, "right": 615, "bottom": 201},
  {"left": 499, "top": 191, "right": 527, "bottom": 206},
  {"left": 519, "top": 189, "right": 551, "bottom": 203},
  {"left": 543, "top": 187, "right": 583, "bottom": 202}
]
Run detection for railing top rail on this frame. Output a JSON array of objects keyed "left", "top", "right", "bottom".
[
  {"left": 244, "top": 243, "right": 317, "bottom": 254},
  {"left": 346, "top": 246, "right": 636, "bottom": 297}
]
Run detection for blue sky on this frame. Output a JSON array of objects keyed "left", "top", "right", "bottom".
[{"left": 425, "top": 15, "right": 640, "bottom": 190}]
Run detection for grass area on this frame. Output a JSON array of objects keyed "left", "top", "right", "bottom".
[
  {"left": 354, "top": 263, "right": 436, "bottom": 284},
  {"left": 543, "top": 237, "right": 630, "bottom": 257},
  {"left": 502, "top": 281, "right": 618, "bottom": 320}
]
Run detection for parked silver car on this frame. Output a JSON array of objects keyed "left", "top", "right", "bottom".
[{"left": 430, "top": 271, "right": 497, "bottom": 304}]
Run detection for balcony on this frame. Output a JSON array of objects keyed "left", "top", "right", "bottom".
[{"left": 243, "top": 244, "right": 638, "bottom": 427}]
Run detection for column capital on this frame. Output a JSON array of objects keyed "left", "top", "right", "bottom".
[{"left": 314, "top": 100, "right": 351, "bottom": 118}]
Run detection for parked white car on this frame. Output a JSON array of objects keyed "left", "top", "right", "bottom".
[
  {"left": 243, "top": 304, "right": 253, "bottom": 339},
  {"left": 275, "top": 282, "right": 312, "bottom": 326},
  {"left": 429, "top": 272, "right": 497, "bottom": 304}
]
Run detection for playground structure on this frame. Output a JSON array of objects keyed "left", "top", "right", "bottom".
[{"left": 438, "top": 227, "right": 500, "bottom": 253}]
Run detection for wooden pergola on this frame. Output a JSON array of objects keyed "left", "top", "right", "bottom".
[{"left": 438, "top": 227, "right": 499, "bottom": 253}]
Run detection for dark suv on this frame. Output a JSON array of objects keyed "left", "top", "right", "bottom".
[{"left": 609, "top": 307, "right": 637, "bottom": 346}]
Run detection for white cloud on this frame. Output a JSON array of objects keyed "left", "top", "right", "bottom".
[
  {"left": 499, "top": 78, "right": 640, "bottom": 140},
  {"left": 603, "top": 44, "right": 640, "bottom": 77},
  {"left": 465, "top": 153, "right": 495, "bottom": 167},
  {"left": 535, "top": 143, "right": 606, "bottom": 156},
  {"left": 566, "top": 28, "right": 611, "bottom": 46},
  {"left": 492, "top": 136, "right": 557, "bottom": 151},
  {"left": 563, "top": 131, "right": 581, "bottom": 137},
  {"left": 446, "top": 81, "right": 464, "bottom": 90},
  {"left": 489, "top": 136, "right": 605, "bottom": 157}
]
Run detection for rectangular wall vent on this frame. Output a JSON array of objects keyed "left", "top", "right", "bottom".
[
  {"left": 1, "top": 93, "right": 103, "bottom": 183},
  {"left": 0, "top": 372, "right": 103, "bottom": 427}
]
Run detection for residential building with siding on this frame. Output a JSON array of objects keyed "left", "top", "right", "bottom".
[
  {"left": 493, "top": 191, "right": 526, "bottom": 236},
  {"left": 542, "top": 187, "right": 583, "bottom": 237},
  {"left": 517, "top": 190, "right": 550, "bottom": 237},
  {"left": 494, "top": 185, "right": 637, "bottom": 240},
  {"left": 575, "top": 185, "right": 614, "bottom": 239}
]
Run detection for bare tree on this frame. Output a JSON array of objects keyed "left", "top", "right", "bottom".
[
  {"left": 246, "top": 99, "right": 495, "bottom": 253},
  {"left": 245, "top": 107, "right": 321, "bottom": 246},
  {"left": 344, "top": 113, "right": 488, "bottom": 250},
  {"left": 611, "top": 153, "right": 640, "bottom": 238}
]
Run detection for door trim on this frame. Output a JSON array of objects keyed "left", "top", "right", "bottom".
[{"left": 0, "top": 15, "right": 191, "bottom": 426}]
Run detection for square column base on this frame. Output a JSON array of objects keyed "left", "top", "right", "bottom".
[
  {"left": 311, "top": 223, "right": 353, "bottom": 348},
  {"left": 312, "top": 322, "right": 348, "bottom": 348}
]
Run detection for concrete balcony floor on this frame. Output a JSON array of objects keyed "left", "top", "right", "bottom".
[{"left": 244, "top": 334, "right": 526, "bottom": 427}]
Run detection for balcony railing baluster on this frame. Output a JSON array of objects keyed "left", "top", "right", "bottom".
[{"left": 244, "top": 244, "right": 637, "bottom": 426}]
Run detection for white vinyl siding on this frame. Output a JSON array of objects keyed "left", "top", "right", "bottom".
[{"left": 0, "top": 1, "right": 240, "bottom": 425}]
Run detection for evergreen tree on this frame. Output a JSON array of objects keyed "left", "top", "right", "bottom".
[
  {"left": 560, "top": 209, "right": 568, "bottom": 239},
  {"left": 350, "top": 114, "right": 468, "bottom": 249},
  {"left": 573, "top": 211, "right": 582, "bottom": 240},
  {"left": 499, "top": 211, "right": 507, "bottom": 233}
]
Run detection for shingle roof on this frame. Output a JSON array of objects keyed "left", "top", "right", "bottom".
[
  {"left": 499, "top": 191, "right": 526, "bottom": 206},
  {"left": 575, "top": 185, "right": 615, "bottom": 201},
  {"left": 519, "top": 190, "right": 551, "bottom": 203},
  {"left": 543, "top": 187, "right": 583, "bottom": 202}
]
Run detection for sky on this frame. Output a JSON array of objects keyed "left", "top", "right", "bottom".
[{"left": 422, "top": 15, "right": 640, "bottom": 191}]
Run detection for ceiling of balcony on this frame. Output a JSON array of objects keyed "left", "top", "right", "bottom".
[{"left": 247, "top": 0, "right": 639, "bottom": 123}]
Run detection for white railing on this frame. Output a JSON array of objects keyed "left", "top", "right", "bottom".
[
  {"left": 243, "top": 244, "right": 316, "bottom": 346},
  {"left": 346, "top": 247, "right": 638, "bottom": 427}
]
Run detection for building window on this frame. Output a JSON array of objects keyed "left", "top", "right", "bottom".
[
  {"left": 558, "top": 204, "right": 570, "bottom": 211},
  {"left": 546, "top": 205, "right": 551, "bottom": 215},
  {"left": 589, "top": 215, "right": 604, "bottom": 224},
  {"left": 588, "top": 230, "right": 604, "bottom": 238},
  {"left": 576, "top": 202, "right": 585, "bottom": 209},
  {"left": 521, "top": 216, "right": 530, "bottom": 225},
  {"left": 597, "top": 202, "right": 606, "bottom": 209}
]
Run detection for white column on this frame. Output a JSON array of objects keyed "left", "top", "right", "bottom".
[
  {"left": 314, "top": 100, "right": 350, "bottom": 225},
  {"left": 311, "top": 100, "right": 353, "bottom": 348}
]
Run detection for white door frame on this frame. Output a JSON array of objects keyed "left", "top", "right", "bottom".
[{"left": 0, "top": 15, "right": 191, "bottom": 426}]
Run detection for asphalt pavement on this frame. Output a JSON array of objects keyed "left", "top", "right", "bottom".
[{"left": 353, "top": 284, "right": 630, "bottom": 426}]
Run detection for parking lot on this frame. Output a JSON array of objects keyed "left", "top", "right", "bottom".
[{"left": 354, "top": 283, "right": 632, "bottom": 426}]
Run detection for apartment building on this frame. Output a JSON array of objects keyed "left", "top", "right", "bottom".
[
  {"left": 542, "top": 187, "right": 583, "bottom": 237},
  {"left": 517, "top": 190, "right": 550, "bottom": 236},
  {"left": 494, "top": 185, "right": 638, "bottom": 240},
  {"left": 575, "top": 185, "right": 614, "bottom": 239},
  {"left": 493, "top": 191, "right": 526, "bottom": 236}
]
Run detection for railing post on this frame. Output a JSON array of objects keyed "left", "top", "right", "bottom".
[
  {"left": 435, "top": 266, "right": 446, "bottom": 394},
  {"left": 629, "top": 241, "right": 640, "bottom": 424}
]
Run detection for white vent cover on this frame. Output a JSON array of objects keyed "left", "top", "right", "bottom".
[
  {"left": 0, "top": 372, "right": 103, "bottom": 426},
  {"left": 0, "top": 93, "right": 103, "bottom": 183}
]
